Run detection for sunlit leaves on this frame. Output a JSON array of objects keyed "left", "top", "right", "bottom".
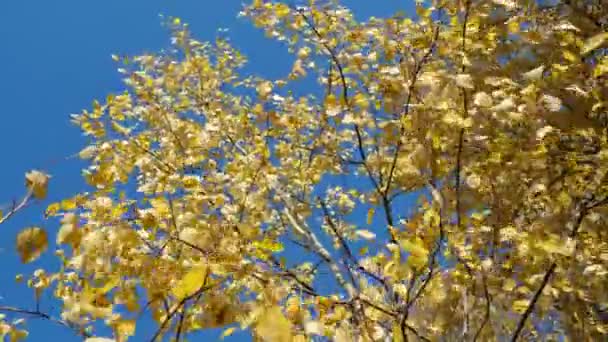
[
  {"left": 56, "top": 213, "right": 80, "bottom": 247},
  {"left": 16, "top": 227, "right": 48, "bottom": 263},
  {"left": 3, "top": 0, "right": 608, "bottom": 341},
  {"left": 399, "top": 237, "right": 429, "bottom": 270}
]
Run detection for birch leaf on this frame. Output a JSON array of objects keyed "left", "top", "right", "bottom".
[{"left": 16, "top": 227, "right": 48, "bottom": 263}]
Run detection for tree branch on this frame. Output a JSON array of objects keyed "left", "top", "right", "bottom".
[{"left": 0, "top": 305, "right": 91, "bottom": 338}]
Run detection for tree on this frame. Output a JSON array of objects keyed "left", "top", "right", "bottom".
[{"left": 2, "top": 0, "right": 608, "bottom": 341}]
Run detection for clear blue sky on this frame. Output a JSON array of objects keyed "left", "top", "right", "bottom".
[{"left": 0, "top": 1, "right": 413, "bottom": 340}]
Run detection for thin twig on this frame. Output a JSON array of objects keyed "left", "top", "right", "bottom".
[
  {"left": 0, "top": 306, "right": 91, "bottom": 338},
  {"left": 0, "top": 191, "right": 33, "bottom": 225}
]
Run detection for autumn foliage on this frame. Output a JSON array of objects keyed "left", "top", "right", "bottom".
[{"left": 2, "top": 0, "right": 608, "bottom": 341}]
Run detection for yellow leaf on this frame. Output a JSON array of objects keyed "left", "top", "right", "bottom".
[
  {"left": 25, "top": 170, "right": 50, "bottom": 199},
  {"left": 522, "top": 65, "right": 544, "bottom": 81},
  {"left": 304, "top": 321, "right": 323, "bottom": 335},
  {"left": 335, "top": 325, "right": 352, "bottom": 342},
  {"left": 594, "top": 57, "right": 608, "bottom": 78},
  {"left": 465, "top": 173, "right": 481, "bottom": 189},
  {"left": 274, "top": 3, "right": 290, "bottom": 18},
  {"left": 172, "top": 265, "right": 208, "bottom": 300},
  {"left": 16, "top": 227, "right": 48, "bottom": 263},
  {"left": 507, "top": 20, "right": 519, "bottom": 33},
  {"left": 366, "top": 207, "right": 375, "bottom": 225},
  {"left": 291, "top": 59, "right": 307, "bottom": 78},
  {"left": 114, "top": 319, "right": 135, "bottom": 338},
  {"left": 563, "top": 50, "right": 579, "bottom": 63},
  {"left": 56, "top": 216, "right": 81, "bottom": 248},
  {"left": 353, "top": 93, "right": 369, "bottom": 109},
  {"left": 400, "top": 237, "right": 429, "bottom": 269},
  {"left": 581, "top": 32, "right": 608, "bottom": 55},
  {"left": 255, "top": 306, "right": 292, "bottom": 342},
  {"left": 257, "top": 81, "right": 273, "bottom": 99},
  {"left": 393, "top": 321, "right": 404, "bottom": 342},
  {"left": 220, "top": 327, "right": 237, "bottom": 339},
  {"left": 473, "top": 91, "right": 492, "bottom": 107},
  {"left": 512, "top": 299, "right": 530, "bottom": 314},
  {"left": 503, "top": 278, "right": 517, "bottom": 292},
  {"left": 455, "top": 74, "right": 474, "bottom": 89}
]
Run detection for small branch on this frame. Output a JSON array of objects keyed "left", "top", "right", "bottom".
[
  {"left": 511, "top": 194, "right": 595, "bottom": 341},
  {"left": 0, "top": 305, "right": 90, "bottom": 338},
  {"left": 509, "top": 263, "right": 557, "bottom": 342},
  {"left": 281, "top": 201, "right": 356, "bottom": 298},
  {"left": 174, "top": 303, "right": 187, "bottom": 342},
  {"left": 149, "top": 275, "right": 216, "bottom": 342},
  {"left": 472, "top": 273, "right": 492, "bottom": 342},
  {"left": 384, "top": 25, "right": 440, "bottom": 198},
  {"left": 0, "top": 191, "right": 33, "bottom": 225},
  {"left": 456, "top": 2, "right": 472, "bottom": 338}
]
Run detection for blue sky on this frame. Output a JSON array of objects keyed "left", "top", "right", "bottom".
[{"left": 0, "top": 1, "right": 413, "bottom": 340}]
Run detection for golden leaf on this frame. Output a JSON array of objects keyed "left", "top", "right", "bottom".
[
  {"left": 255, "top": 306, "right": 292, "bottom": 342},
  {"left": 522, "top": 65, "right": 544, "bottom": 80},
  {"left": 56, "top": 213, "right": 80, "bottom": 247},
  {"left": 220, "top": 327, "right": 237, "bottom": 339},
  {"left": 172, "top": 265, "right": 208, "bottom": 300},
  {"left": 257, "top": 81, "right": 273, "bottom": 99},
  {"left": 473, "top": 92, "right": 492, "bottom": 107},
  {"left": 512, "top": 299, "right": 530, "bottom": 314},
  {"left": 366, "top": 207, "right": 375, "bottom": 225},
  {"left": 455, "top": 74, "right": 474, "bottom": 89},
  {"left": 114, "top": 319, "right": 136, "bottom": 338},
  {"left": 503, "top": 278, "right": 517, "bottom": 292},
  {"left": 16, "top": 227, "right": 48, "bottom": 263},
  {"left": 466, "top": 173, "right": 481, "bottom": 189},
  {"left": 25, "top": 170, "right": 50, "bottom": 199},
  {"left": 393, "top": 321, "right": 404, "bottom": 342}
]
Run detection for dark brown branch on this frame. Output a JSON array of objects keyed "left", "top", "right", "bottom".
[
  {"left": 511, "top": 196, "right": 593, "bottom": 341},
  {"left": 472, "top": 273, "right": 492, "bottom": 342},
  {"left": 295, "top": 9, "right": 381, "bottom": 183},
  {"left": 456, "top": 2, "right": 472, "bottom": 338},
  {"left": 174, "top": 303, "right": 187, "bottom": 342},
  {"left": 510, "top": 263, "right": 557, "bottom": 342}
]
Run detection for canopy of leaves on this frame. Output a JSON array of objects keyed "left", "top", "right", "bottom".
[{"left": 2, "top": 0, "right": 608, "bottom": 341}]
